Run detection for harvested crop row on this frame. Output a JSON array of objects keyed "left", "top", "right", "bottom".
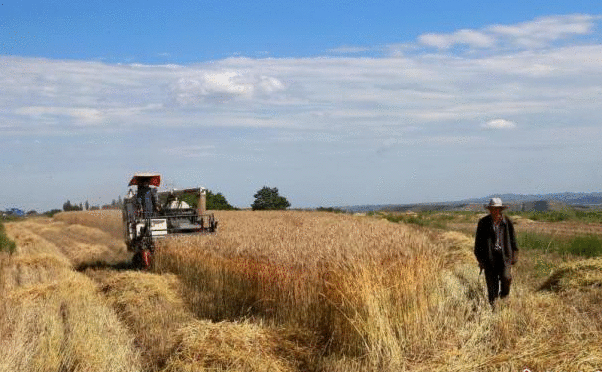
[
  {"left": 6, "top": 216, "right": 312, "bottom": 372},
  {"left": 90, "top": 269, "right": 313, "bottom": 372},
  {"left": 51, "top": 210, "right": 602, "bottom": 371},
  {"left": 4, "top": 218, "right": 129, "bottom": 268},
  {"left": 0, "top": 223, "right": 141, "bottom": 372},
  {"left": 55, "top": 210, "right": 124, "bottom": 241},
  {"left": 539, "top": 257, "right": 602, "bottom": 292}
]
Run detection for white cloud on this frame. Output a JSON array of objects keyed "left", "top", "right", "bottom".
[
  {"left": 328, "top": 46, "right": 370, "bottom": 54},
  {"left": 457, "top": 29, "right": 496, "bottom": 48},
  {"left": 0, "top": 14, "right": 600, "bottom": 139},
  {"left": 171, "top": 70, "right": 286, "bottom": 106},
  {"left": 205, "top": 71, "right": 251, "bottom": 95},
  {"left": 419, "top": 29, "right": 494, "bottom": 49},
  {"left": 164, "top": 145, "right": 216, "bottom": 158},
  {"left": 488, "top": 14, "right": 596, "bottom": 48},
  {"left": 15, "top": 106, "right": 103, "bottom": 125},
  {"left": 258, "top": 76, "right": 285, "bottom": 93},
  {"left": 482, "top": 119, "right": 517, "bottom": 129},
  {"left": 418, "top": 14, "right": 598, "bottom": 51},
  {"left": 418, "top": 33, "right": 453, "bottom": 49},
  {"left": 173, "top": 72, "right": 250, "bottom": 105}
]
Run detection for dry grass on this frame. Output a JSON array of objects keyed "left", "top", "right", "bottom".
[
  {"left": 3, "top": 214, "right": 315, "bottom": 372},
  {"left": 5, "top": 218, "right": 129, "bottom": 267},
  {"left": 164, "top": 320, "right": 315, "bottom": 372},
  {"left": 451, "top": 213, "right": 602, "bottom": 239},
  {"left": 154, "top": 211, "right": 449, "bottom": 367},
  {"left": 55, "top": 210, "right": 125, "bottom": 240},
  {"left": 85, "top": 268, "right": 315, "bottom": 372},
  {"left": 6, "top": 210, "right": 602, "bottom": 371},
  {"left": 0, "top": 252, "right": 141, "bottom": 372},
  {"left": 539, "top": 257, "right": 602, "bottom": 292},
  {"left": 152, "top": 210, "right": 602, "bottom": 371},
  {"left": 4, "top": 219, "right": 70, "bottom": 258},
  {"left": 1, "top": 218, "right": 139, "bottom": 372},
  {"left": 91, "top": 270, "right": 195, "bottom": 370}
]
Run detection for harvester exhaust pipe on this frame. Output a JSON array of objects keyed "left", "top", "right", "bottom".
[{"left": 199, "top": 188, "right": 207, "bottom": 216}]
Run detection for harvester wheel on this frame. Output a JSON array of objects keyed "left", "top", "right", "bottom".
[
  {"left": 132, "top": 251, "right": 152, "bottom": 270},
  {"left": 132, "top": 251, "right": 143, "bottom": 269},
  {"left": 142, "top": 250, "right": 152, "bottom": 270}
]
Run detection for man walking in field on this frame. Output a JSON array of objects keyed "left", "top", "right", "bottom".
[{"left": 474, "top": 198, "right": 519, "bottom": 308}]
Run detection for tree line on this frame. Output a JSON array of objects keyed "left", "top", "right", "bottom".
[
  {"left": 180, "top": 187, "right": 291, "bottom": 211},
  {"left": 62, "top": 197, "right": 122, "bottom": 212},
  {"left": 59, "top": 186, "right": 292, "bottom": 212}
]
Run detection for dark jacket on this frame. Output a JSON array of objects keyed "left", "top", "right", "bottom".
[
  {"left": 136, "top": 186, "right": 157, "bottom": 217},
  {"left": 474, "top": 214, "right": 518, "bottom": 268}
]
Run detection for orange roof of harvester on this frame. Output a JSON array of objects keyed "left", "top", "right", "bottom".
[{"left": 128, "top": 173, "right": 161, "bottom": 187}]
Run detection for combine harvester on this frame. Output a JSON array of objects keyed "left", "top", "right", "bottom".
[{"left": 122, "top": 173, "right": 218, "bottom": 269}]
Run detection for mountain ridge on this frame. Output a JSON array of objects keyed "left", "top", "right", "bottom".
[{"left": 341, "top": 192, "right": 602, "bottom": 213}]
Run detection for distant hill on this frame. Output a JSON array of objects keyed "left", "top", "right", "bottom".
[
  {"left": 466, "top": 192, "right": 602, "bottom": 206},
  {"left": 340, "top": 192, "right": 602, "bottom": 213}
]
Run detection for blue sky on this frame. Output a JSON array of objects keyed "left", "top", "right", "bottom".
[
  {"left": 1, "top": 1, "right": 602, "bottom": 211},
  {"left": 4, "top": 1, "right": 601, "bottom": 62}
]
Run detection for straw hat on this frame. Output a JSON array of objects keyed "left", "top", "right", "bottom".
[{"left": 485, "top": 197, "right": 508, "bottom": 209}]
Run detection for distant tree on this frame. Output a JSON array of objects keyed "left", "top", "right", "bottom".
[
  {"left": 207, "top": 190, "right": 236, "bottom": 210},
  {"left": 85, "top": 200, "right": 90, "bottom": 210},
  {"left": 316, "top": 206, "right": 344, "bottom": 213},
  {"left": 44, "top": 209, "right": 62, "bottom": 217},
  {"left": 62, "top": 200, "right": 82, "bottom": 212},
  {"left": 251, "top": 186, "right": 291, "bottom": 211}
]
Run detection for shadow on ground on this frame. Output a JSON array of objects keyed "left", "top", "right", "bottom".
[{"left": 75, "top": 259, "right": 137, "bottom": 272}]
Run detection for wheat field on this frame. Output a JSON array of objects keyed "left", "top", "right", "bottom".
[{"left": 2, "top": 210, "right": 601, "bottom": 371}]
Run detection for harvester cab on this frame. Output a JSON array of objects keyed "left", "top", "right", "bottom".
[{"left": 122, "top": 173, "right": 217, "bottom": 269}]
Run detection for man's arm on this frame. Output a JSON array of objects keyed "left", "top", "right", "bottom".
[
  {"left": 474, "top": 218, "right": 487, "bottom": 268},
  {"left": 507, "top": 218, "right": 519, "bottom": 265}
]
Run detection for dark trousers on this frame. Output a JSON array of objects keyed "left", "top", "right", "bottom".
[{"left": 484, "top": 262, "right": 512, "bottom": 305}]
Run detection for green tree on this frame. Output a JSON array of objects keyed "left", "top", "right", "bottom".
[
  {"left": 44, "top": 209, "right": 62, "bottom": 217},
  {"left": 180, "top": 190, "right": 236, "bottom": 210},
  {"left": 251, "top": 186, "right": 291, "bottom": 211},
  {"left": 62, "top": 200, "right": 72, "bottom": 211},
  {"left": 62, "top": 200, "right": 82, "bottom": 211},
  {"left": 207, "top": 190, "right": 235, "bottom": 210}
]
